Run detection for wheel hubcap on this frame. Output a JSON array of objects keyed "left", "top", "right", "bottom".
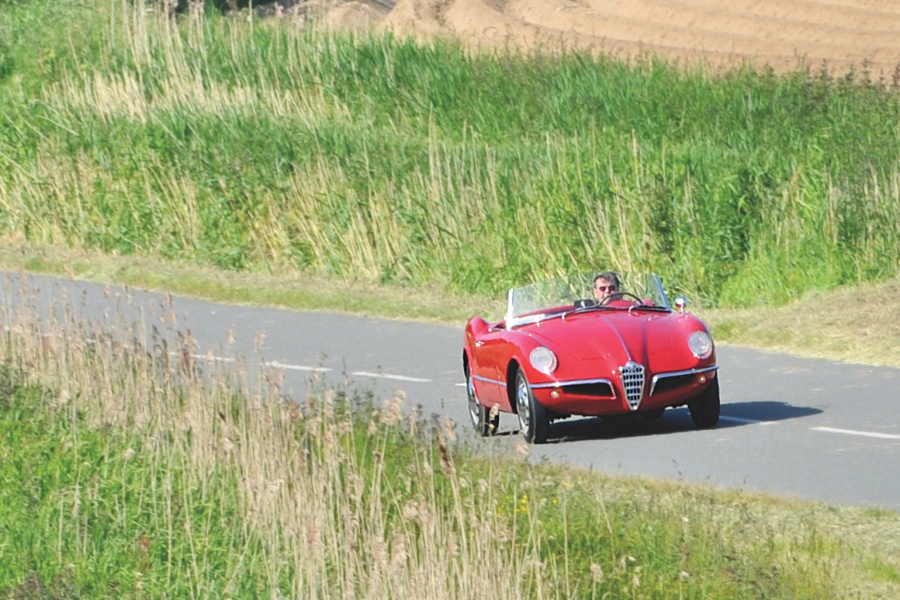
[
  {"left": 467, "top": 374, "right": 480, "bottom": 427},
  {"left": 517, "top": 377, "right": 531, "bottom": 432}
]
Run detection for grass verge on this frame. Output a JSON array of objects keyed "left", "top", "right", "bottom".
[{"left": 1, "top": 242, "right": 899, "bottom": 369}]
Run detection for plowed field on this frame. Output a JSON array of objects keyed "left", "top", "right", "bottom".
[{"left": 329, "top": 0, "right": 900, "bottom": 77}]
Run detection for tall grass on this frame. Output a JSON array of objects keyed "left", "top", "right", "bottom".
[
  {"left": 0, "top": 278, "right": 536, "bottom": 597},
  {"left": 1, "top": 275, "right": 898, "bottom": 597},
  {"left": 1, "top": 0, "right": 899, "bottom": 306}
]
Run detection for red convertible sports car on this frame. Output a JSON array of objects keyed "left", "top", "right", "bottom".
[{"left": 463, "top": 273, "right": 719, "bottom": 443}]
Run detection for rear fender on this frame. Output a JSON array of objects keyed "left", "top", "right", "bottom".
[
  {"left": 465, "top": 316, "right": 491, "bottom": 339},
  {"left": 463, "top": 316, "right": 489, "bottom": 375}
]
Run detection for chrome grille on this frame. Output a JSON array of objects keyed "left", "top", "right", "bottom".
[{"left": 620, "top": 361, "right": 646, "bottom": 410}]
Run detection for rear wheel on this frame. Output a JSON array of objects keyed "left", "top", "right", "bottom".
[
  {"left": 467, "top": 366, "right": 498, "bottom": 436},
  {"left": 515, "top": 368, "right": 550, "bottom": 444},
  {"left": 688, "top": 377, "right": 720, "bottom": 428}
]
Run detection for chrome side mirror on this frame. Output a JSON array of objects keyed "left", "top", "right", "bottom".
[{"left": 674, "top": 296, "right": 688, "bottom": 313}]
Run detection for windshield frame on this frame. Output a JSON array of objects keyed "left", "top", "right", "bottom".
[{"left": 504, "top": 273, "right": 672, "bottom": 328}]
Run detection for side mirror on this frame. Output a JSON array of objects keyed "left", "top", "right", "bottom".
[{"left": 674, "top": 296, "right": 689, "bottom": 313}]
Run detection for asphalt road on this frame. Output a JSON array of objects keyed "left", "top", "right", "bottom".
[{"left": 3, "top": 271, "right": 898, "bottom": 510}]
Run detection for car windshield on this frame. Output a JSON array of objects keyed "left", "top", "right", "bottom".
[{"left": 504, "top": 273, "right": 672, "bottom": 327}]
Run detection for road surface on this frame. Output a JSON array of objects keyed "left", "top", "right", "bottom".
[{"left": 2, "top": 271, "right": 898, "bottom": 510}]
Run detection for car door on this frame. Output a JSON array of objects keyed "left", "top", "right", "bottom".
[{"left": 471, "top": 324, "right": 515, "bottom": 412}]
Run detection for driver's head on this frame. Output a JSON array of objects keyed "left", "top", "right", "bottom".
[{"left": 593, "top": 271, "right": 621, "bottom": 302}]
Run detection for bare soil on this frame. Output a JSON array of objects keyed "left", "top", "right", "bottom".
[{"left": 314, "top": 0, "right": 900, "bottom": 78}]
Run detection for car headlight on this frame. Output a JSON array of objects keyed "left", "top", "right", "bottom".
[
  {"left": 529, "top": 347, "right": 558, "bottom": 375},
  {"left": 687, "top": 331, "right": 713, "bottom": 359}
]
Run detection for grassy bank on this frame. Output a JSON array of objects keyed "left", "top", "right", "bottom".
[
  {"left": 1, "top": 0, "right": 899, "bottom": 309},
  {"left": 1, "top": 283, "right": 898, "bottom": 598},
  {"left": 3, "top": 242, "right": 900, "bottom": 369}
]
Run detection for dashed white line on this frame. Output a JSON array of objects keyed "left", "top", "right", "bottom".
[
  {"left": 138, "top": 352, "right": 900, "bottom": 434},
  {"left": 189, "top": 353, "right": 235, "bottom": 363},
  {"left": 719, "top": 416, "right": 777, "bottom": 426},
  {"left": 185, "top": 352, "right": 430, "bottom": 382},
  {"left": 812, "top": 427, "right": 900, "bottom": 440},
  {"left": 268, "top": 361, "right": 332, "bottom": 373},
  {"left": 352, "top": 371, "right": 431, "bottom": 383},
  {"left": 19, "top": 336, "right": 900, "bottom": 438}
]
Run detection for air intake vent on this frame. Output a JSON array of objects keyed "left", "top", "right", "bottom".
[{"left": 620, "top": 361, "right": 646, "bottom": 410}]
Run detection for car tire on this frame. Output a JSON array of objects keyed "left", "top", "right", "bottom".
[
  {"left": 515, "top": 367, "right": 550, "bottom": 444},
  {"left": 467, "top": 366, "right": 498, "bottom": 436},
  {"left": 688, "top": 377, "right": 720, "bottom": 429}
]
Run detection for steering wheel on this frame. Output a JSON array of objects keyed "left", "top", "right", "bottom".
[{"left": 598, "top": 292, "right": 645, "bottom": 306}]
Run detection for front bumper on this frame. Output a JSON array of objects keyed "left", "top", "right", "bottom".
[{"left": 530, "top": 366, "right": 718, "bottom": 417}]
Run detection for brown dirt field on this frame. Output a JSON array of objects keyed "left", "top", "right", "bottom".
[{"left": 324, "top": 0, "right": 900, "bottom": 77}]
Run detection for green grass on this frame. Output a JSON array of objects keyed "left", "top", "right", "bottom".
[
  {"left": 1, "top": 0, "right": 899, "bottom": 309},
  {"left": 2, "top": 3, "right": 899, "bottom": 596},
  {"left": 0, "top": 297, "right": 898, "bottom": 599}
]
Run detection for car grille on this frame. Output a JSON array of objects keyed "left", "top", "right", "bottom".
[{"left": 620, "top": 361, "right": 646, "bottom": 410}]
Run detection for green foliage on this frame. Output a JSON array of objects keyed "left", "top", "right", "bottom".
[
  {"left": 2, "top": 357, "right": 891, "bottom": 598},
  {"left": 1, "top": 0, "right": 899, "bottom": 306}
]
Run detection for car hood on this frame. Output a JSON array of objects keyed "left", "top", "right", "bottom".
[{"left": 521, "top": 310, "right": 689, "bottom": 364}]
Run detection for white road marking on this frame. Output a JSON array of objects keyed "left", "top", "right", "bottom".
[
  {"left": 719, "top": 416, "right": 777, "bottom": 425},
  {"left": 190, "top": 353, "right": 235, "bottom": 363},
  {"left": 352, "top": 371, "right": 431, "bottom": 383},
  {"left": 46, "top": 339, "right": 900, "bottom": 437},
  {"left": 812, "top": 426, "right": 900, "bottom": 440},
  {"left": 186, "top": 352, "right": 429, "bottom": 381},
  {"left": 268, "top": 361, "right": 332, "bottom": 373}
]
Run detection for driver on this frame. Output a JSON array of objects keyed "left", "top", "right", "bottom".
[{"left": 593, "top": 271, "right": 621, "bottom": 303}]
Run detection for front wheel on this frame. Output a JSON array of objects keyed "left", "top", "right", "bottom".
[
  {"left": 688, "top": 376, "right": 720, "bottom": 428},
  {"left": 515, "top": 368, "right": 550, "bottom": 444},
  {"left": 467, "top": 366, "right": 498, "bottom": 437}
]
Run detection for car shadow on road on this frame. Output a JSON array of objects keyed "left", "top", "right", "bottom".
[
  {"left": 537, "top": 401, "right": 823, "bottom": 444},
  {"left": 719, "top": 401, "right": 822, "bottom": 424}
]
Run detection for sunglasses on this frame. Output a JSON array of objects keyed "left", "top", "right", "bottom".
[{"left": 594, "top": 285, "right": 618, "bottom": 292}]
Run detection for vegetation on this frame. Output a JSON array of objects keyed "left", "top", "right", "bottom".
[
  {"left": 1, "top": 291, "right": 898, "bottom": 599},
  {"left": 0, "top": 4, "right": 899, "bottom": 595},
  {"left": 1, "top": 0, "right": 899, "bottom": 310}
]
